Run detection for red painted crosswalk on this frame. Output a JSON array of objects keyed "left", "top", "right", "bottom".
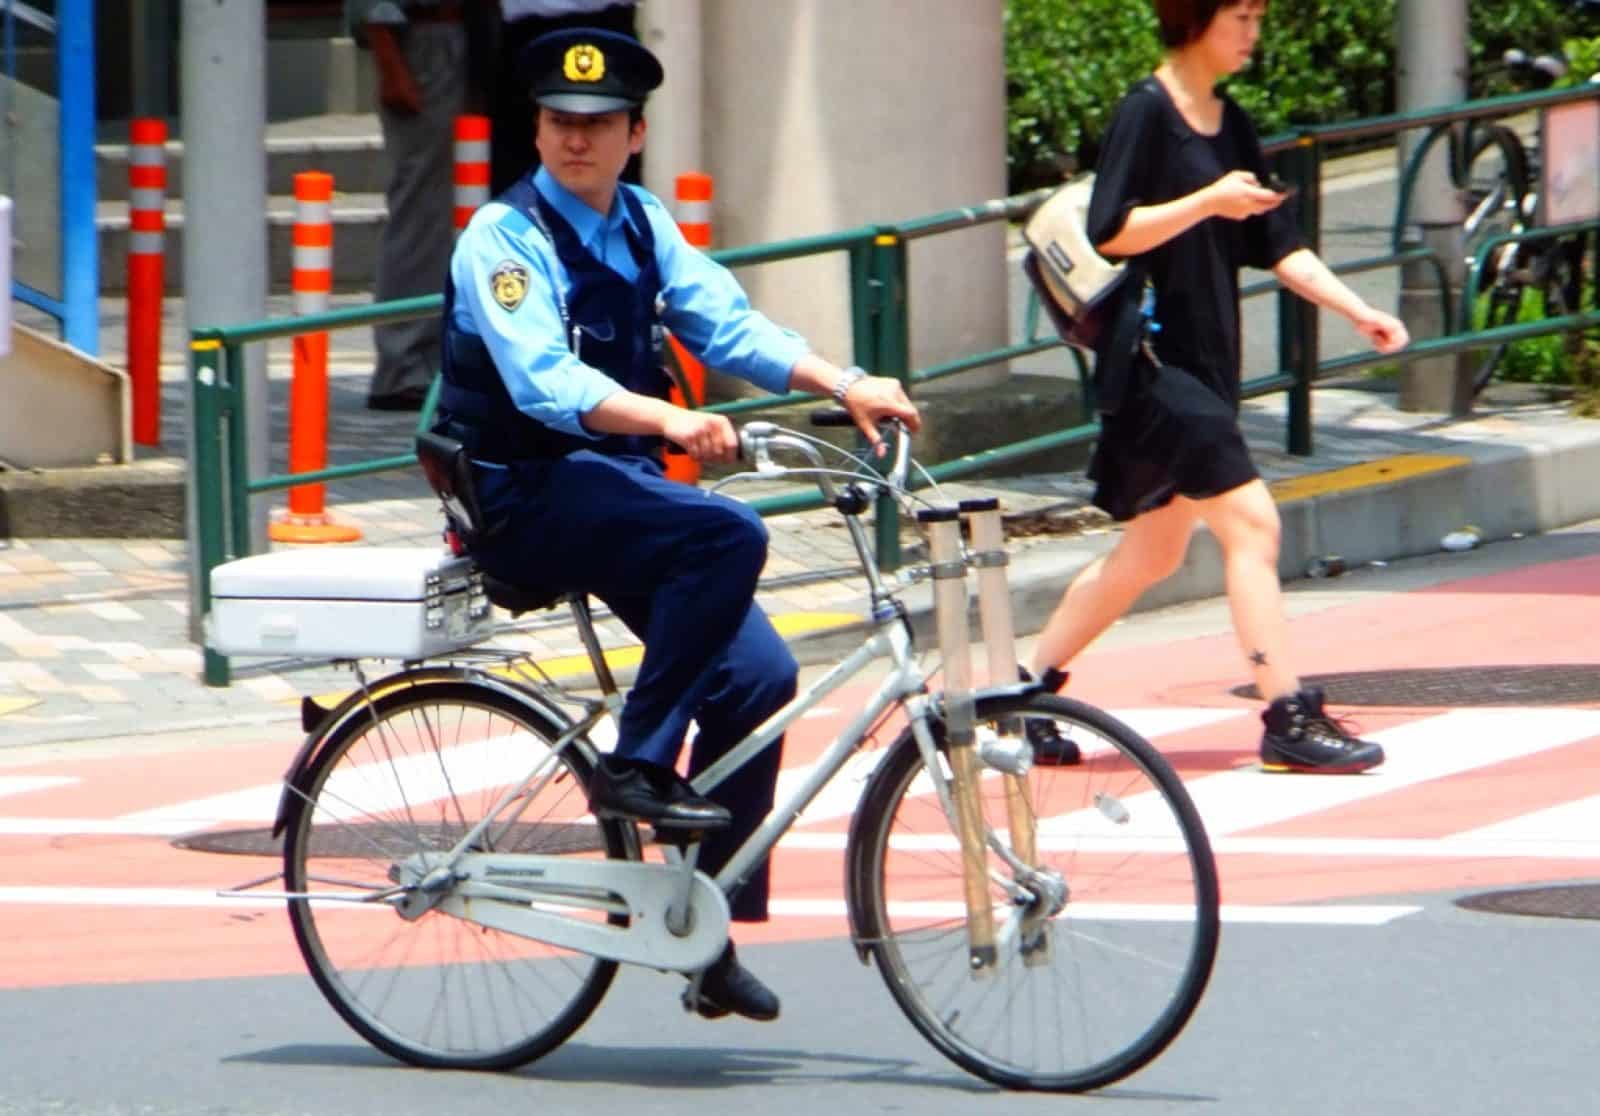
[{"left": 2, "top": 552, "right": 1599, "bottom": 989}]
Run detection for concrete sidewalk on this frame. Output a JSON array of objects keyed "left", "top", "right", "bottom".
[{"left": 3, "top": 378, "right": 1599, "bottom": 750}]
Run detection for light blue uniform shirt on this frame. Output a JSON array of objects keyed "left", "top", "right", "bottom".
[{"left": 449, "top": 167, "right": 810, "bottom": 440}]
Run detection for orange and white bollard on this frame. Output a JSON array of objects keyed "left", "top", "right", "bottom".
[
  {"left": 126, "top": 118, "right": 167, "bottom": 447},
  {"left": 270, "top": 171, "right": 361, "bottom": 544},
  {"left": 454, "top": 115, "right": 491, "bottom": 231},
  {"left": 665, "top": 172, "right": 713, "bottom": 485}
]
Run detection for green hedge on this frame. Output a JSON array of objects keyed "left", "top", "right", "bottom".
[{"left": 1006, "top": 0, "right": 1600, "bottom": 193}]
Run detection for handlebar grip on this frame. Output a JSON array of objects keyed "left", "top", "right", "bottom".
[{"left": 809, "top": 408, "right": 856, "bottom": 427}]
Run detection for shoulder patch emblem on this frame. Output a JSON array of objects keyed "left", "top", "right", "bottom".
[{"left": 489, "top": 260, "right": 529, "bottom": 312}]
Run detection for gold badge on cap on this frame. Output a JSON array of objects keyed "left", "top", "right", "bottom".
[
  {"left": 563, "top": 43, "right": 606, "bottom": 83},
  {"left": 489, "top": 260, "right": 529, "bottom": 312}
]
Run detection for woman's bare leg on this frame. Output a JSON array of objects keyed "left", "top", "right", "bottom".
[
  {"left": 1030, "top": 499, "right": 1198, "bottom": 675},
  {"left": 1189, "top": 478, "right": 1299, "bottom": 700}
]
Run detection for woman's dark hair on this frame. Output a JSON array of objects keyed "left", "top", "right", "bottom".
[{"left": 1151, "top": 0, "right": 1266, "bottom": 48}]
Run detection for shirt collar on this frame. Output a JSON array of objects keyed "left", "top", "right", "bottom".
[{"left": 532, "top": 167, "right": 635, "bottom": 252}]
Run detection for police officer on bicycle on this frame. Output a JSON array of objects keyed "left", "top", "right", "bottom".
[{"left": 436, "top": 27, "right": 920, "bottom": 1020}]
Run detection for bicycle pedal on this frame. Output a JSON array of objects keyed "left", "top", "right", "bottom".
[{"left": 650, "top": 826, "right": 707, "bottom": 848}]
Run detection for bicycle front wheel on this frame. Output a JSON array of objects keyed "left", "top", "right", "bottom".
[
  {"left": 282, "top": 679, "right": 635, "bottom": 1071},
  {"left": 848, "top": 693, "right": 1219, "bottom": 1092}
]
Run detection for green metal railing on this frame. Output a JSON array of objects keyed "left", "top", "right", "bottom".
[{"left": 192, "top": 84, "right": 1600, "bottom": 685}]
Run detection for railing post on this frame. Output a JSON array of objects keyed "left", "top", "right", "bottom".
[
  {"left": 225, "top": 341, "right": 253, "bottom": 561},
  {"left": 1277, "top": 136, "right": 1320, "bottom": 456},
  {"left": 191, "top": 336, "right": 231, "bottom": 687},
  {"left": 869, "top": 229, "right": 909, "bottom": 572}
]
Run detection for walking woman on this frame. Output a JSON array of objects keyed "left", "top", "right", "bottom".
[{"left": 1028, "top": 0, "right": 1409, "bottom": 773}]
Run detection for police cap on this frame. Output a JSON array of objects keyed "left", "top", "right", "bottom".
[{"left": 520, "top": 28, "right": 664, "bottom": 115}]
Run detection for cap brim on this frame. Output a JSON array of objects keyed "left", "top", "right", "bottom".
[{"left": 535, "top": 92, "right": 637, "bottom": 113}]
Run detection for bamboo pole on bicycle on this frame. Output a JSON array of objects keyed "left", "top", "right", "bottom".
[
  {"left": 918, "top": 507, "right": 996, "bottom": 975},
  {"left": 961, "top": 502, "right": 1040, "bottom": 858}
]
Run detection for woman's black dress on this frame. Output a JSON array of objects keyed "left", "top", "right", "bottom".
[{"left": 1084, "top": 76, "right": 1302, "bottom": 522}]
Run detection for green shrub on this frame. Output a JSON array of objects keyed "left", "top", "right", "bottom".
[{"left": 1006, "top": 0, "right": 1600, "bottom": 194}]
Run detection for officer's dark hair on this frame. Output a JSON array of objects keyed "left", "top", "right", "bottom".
[{"left": 1152, "top": 0, "right": 1269, "bottom": 48}]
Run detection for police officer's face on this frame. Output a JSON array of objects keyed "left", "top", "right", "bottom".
[{"left": 536, "top": 108, "right": 647, "bottom": 209}]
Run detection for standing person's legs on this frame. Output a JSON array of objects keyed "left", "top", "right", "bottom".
[
  {"left": 1191, "top": 479, "right": 1384, "bottom": 772},
  {"left": 1188, "top": 478, "right": 1297, "bottom": 700},
  {"left": 370, "top": 24, "right": 464, "bottom": 409},
  {"left": 1029, "top": 499, "right": 1198, "bottom": 676}
]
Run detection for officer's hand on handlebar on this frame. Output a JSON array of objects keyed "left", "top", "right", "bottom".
[
  {"left": 840, "top": 376, "right": 922, "bottom": 455},
  {"left": 662, "top": 409, "right": 740, "bottom": 464}
]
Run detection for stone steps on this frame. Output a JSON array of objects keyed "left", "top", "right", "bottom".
[{"left": 95, "top": 114, "right": 393, "bottom": 293}]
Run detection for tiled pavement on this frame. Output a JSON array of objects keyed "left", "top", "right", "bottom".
[{"left": 5, "top": 363, "right": 1599, "bottom": 748}]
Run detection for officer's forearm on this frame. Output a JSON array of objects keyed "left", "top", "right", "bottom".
[
  {"left": 580, "top": 391, "right": 679, "bottom": 437},
  {"left": 786, "top": 352, "right": 845, "bottom": 398}
]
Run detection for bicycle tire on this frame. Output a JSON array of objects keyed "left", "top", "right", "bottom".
[
  {"left": 282, "top": 679, "right": 635, "bottom": 1071},
  {"left": 1474, "top": 275, "right": 1529, "bottom": 396},
  {"left": 1541, "top": 234, "right": 1586, "bottom": 318},
  {"left": 846, "top": 693, "right": 1219, "bottom": 1093},
  {"left": 1461, "top": 124, "right": 1530, "bottom": 280}
]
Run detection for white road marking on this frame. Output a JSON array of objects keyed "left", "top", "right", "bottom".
[
  {"left": 1041, "top": 708, "right": 1600, "bottom": 842},
  {"left": 0, "top": 776, "right": 76, "bottom": 801},
  {"left": 0, "top": 886, "right": 1419, "bottom": 925}
]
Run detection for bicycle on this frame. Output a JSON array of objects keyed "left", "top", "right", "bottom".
[
  {"left": 228, "top": 416, "right": 1219, "bottom": 1093},
  {"left": 1396, "top": 46, "right": 1596, "bottom": 394}
]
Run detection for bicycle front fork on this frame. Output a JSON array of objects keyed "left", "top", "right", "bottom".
[{"left": 920, "top": 501, "right": 1042, "bottom": 976}]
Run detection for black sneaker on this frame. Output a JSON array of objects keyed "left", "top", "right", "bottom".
[
  {"left": 1019, "top": 666, "right": 1081, "bottom": 767},
  {"left": 1259, "top": 686, "right": 1384, "bottom": 773}
]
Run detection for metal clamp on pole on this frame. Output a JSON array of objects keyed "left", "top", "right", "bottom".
[{"left": 919, "top": 506, "right": 996, "bottom": 976}]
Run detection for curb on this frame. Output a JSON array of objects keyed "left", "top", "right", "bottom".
[{"left": 781, "top": 430, "right": 1600, "bottom": 669}]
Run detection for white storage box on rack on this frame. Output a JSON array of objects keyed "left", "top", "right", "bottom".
[{"left": 207, "top": 547, "right": 492, "bottom": 660}]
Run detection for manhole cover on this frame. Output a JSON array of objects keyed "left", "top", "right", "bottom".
[
  {"left": 1230, "top": 665, "right": 1600, "bottom": 706},
  {"left": 1456, "top": 884, "right": 1600, "bottom": 920},
  {"left": 174, "top": 821, "right": 607, "bottom": 858}
]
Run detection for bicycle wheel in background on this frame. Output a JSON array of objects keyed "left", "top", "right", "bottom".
[
  {"left": 281, "top": 680, "right": 636, "bottom": 1071},
  {"left": 1474, "top": 271, "right": 1529, "bottom": 396},
  {"left": 1460, "top": 123, "right": 1530, "bottom": 282},
  {"left": 1541, "top": 233, "right": 1587, "bottom": 319},
  {"left": 847, "top": 693, "right": 1219, "bottom": 1093}
]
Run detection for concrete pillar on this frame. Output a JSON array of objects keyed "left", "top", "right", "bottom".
[
  {"left": 639, "top": 0, "right": 704, "bottom": 203},
  {"left": 181, "top": 0, "right": 270, "bottom": 634},
  {"left": 700, "top": 0, "right": 1008, "bottom": 390},
  {"left": 1397, "top": 0, "right": 1472, "bottom": 414}
]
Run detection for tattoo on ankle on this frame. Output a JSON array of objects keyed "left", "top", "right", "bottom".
[{"left": 1249, "top": 649, "right": 1269, "bottom": 667}]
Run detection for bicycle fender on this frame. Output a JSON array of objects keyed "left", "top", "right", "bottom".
[{"left": 270, "top": 668, "right": 578, "bottom": 837}]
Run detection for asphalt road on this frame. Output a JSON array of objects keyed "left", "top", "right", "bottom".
[{"left": 5, "top": 520, "right": 1600, "bottom": 1115}]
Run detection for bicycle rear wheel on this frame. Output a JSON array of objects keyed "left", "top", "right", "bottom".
[
  {"left": 281, "top": 679, "right": 635, "bottom": 1070},
  {"left": 847, "top": 693, "right": 1218, "bottom": 1092},
  {"left": 1474, "top": 273, "right": 1529, "bottom": 396}
]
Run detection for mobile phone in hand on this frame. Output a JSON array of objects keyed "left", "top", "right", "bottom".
[{"left": 1261, "top": 173, "right": 1299, "bottom": 198}]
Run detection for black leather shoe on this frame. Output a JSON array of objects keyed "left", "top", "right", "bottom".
[
  {"left": 587, "top": 756, "right": 732, "bottom": 830},
  {"left": 694, "top": 942, "right": 780, "bottom": 1022},
  {"left": 1018, "top": 665, "right": 1081, "bottom": 767}
]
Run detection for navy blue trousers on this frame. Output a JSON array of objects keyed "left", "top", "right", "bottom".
[{"left": 472, "top": 451, "right": 797, "bottom": 920}]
